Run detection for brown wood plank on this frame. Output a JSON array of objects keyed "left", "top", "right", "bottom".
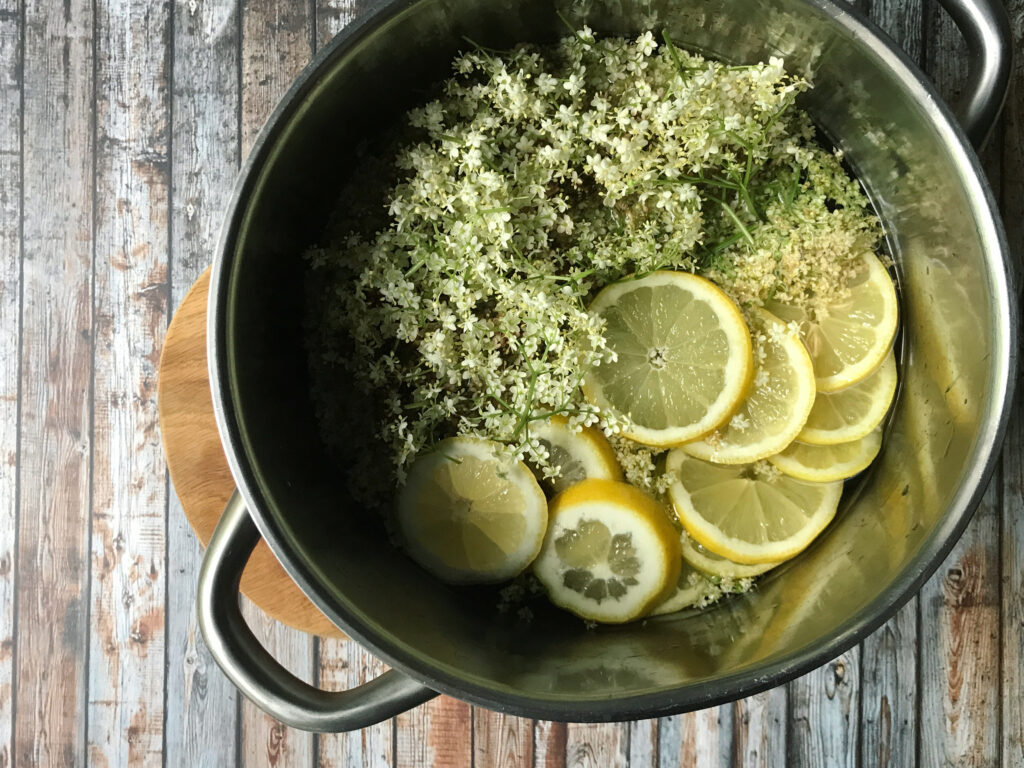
[
  {"left": 163, "top": 1, "right": 242, "bottom": 763},
  {"left": 628, "top": 719, "right": 657, "bottom": 767},
  {"left": 395, "top": 697, "right": 473, "bottom": 768},
  {"left": 1000, "top": 4, "right": 1024, "bottom": 764},
  {"left": 787, "top": 651, "right": 860, "bottom": 767},
  {"left": 1002, "top": 399, "right": 1024, "bottom": 767},
  {"left": 0, "top": 0, "right": 21, "bottom": 765},
  {"left": 659, "top": 709, "right": 731, "bottom": 767},
  {"left": 315, "top": 0, "right": 367, "bottom": 49},
  {"left": 241, "top": 0, "right": 314, "bottom": 157},
  {"left": 918, "top": 477, "right": 1001, "bottom": 767},
  {"left": 236, "top": 0, "right": 317, "bottom": 763},
  {"left": 564, "top": 723, "right": 628, "bottom": 768},
  {"left": 859, "top": 602, "right": 917, "bottom": 768},
  {"left": 316, "top": 637, "right": 394, "bottom": 768},
  {"left": 473, "top": 709, "right": 534, "bottom": 768},
  {"left": 13, "top": 1, "right": 94, "bottom": 765},
  {"left": 238, "top": 604, "right": 315, "bottom": 766},
  {"left": 86, "top": 0, "right": 171, "bottom": 764},
  {"left": 733, "top": 689, "right": 786, "bottom": 767},
  {"left": 915, "top": 4, "right": 1002, "bottom": 765},
  {"left": 533, "top": 720, "right": 568, "bottom": 768}
]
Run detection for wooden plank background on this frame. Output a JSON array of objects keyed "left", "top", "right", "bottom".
[{"left": 0, "top": 0, "right": 1021, "bottom": 764}]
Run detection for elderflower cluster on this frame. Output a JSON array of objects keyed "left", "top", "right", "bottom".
[{"left": 306, "top": 30, "right": 882, "bottom": 487}]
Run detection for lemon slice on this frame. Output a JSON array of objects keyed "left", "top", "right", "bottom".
[
  {"left": 529, "top": 416, "right": 622, "bottom": 495},
  {"left": 584, "top": 271, "right": 753, "bottom": 448},
  {"left": 666, "top": 450, "right": 842, "bottom": 564},
  {"left": 679, "top": 531, "right": 781, "bottom": 579},
  {"left": 767, "top": 253, "right": 898, "bottom": 392},
  {"left": 798, "top": 351, "right": 897, "bottom": 445},
  {"left": 533, "top": 479, "right": 681, "bottom": 623},
  {"left": 647, "top": 560, "right": 723, "bottom": 617},
  {"left": 768, "top": 428, "right": 883, "bottom": 482},
  {"left": 397, "top": 436, "right": 547, "bottom": 584},
  {"left": 681, "top": 308, "right": 815, "bottom": 464}
]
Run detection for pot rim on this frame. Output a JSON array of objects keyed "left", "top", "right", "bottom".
[{"left": 207, "top": 0, "right": 1018, "bottom": 720}]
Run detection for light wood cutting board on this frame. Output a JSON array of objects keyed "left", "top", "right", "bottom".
[{"left": 157, "top": 267, "right": 345, "bottom": 639}]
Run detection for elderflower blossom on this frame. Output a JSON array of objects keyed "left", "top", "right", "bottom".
[{"left": 306, "top": 31, "right": 883, "bottom": 495}]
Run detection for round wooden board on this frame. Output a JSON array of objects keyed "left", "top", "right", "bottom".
[{"left": 157, "top": 267, "right": 345, "bottom": 639}]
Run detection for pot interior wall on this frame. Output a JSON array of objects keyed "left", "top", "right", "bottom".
[{"left": 223, "top": 0, "right": 1004, "bottom": 708}]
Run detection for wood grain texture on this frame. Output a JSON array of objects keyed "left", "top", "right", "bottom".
[
  {"left": 533, "top": 720, "right": 568, "bottom": 768},
  {"left": 788, "top": 651, "right": 860, "bottom": 767},
  {"left": 157, "top": 267, "right": 344, "bottom": 638},
  {"left": 14, "top": 1, "right": 94, "bottom": 766},
  {"left": 163, "top": 1, "right": 243, "bottom": 764},
  {"left": 915, "top": 8, "right": 1003, "bottom": 767},
  {"left": 315, "top": 0, "right": 368, "bottom": 48},
  {"left": 565, "top": 723, "right": 628, "bottom": 768},
  {"left": 1002, "top": 396, "right": 1023, "bottom": 768},
  {"left": 733, "top": 689, "right": 786, "bottom": 767},
  {"left": 859, "top": 602, "right": 917, "bottom": 768},
  {"left": 236, "top": 0, "right": 319, "bottom": 762},
  {"left": 659, "top": 708, "right": 731, "bottom": 767},
  {"left": 627, "top": 719, "right": 657, "bottom": 768},
  {"left": 396, "top": 697, "right": 473, "bottom": 768},
  {"left": 0, "top": 1, "right": 20, "bottom": 766},
  {"left": 316, "top": 637, "right": 394, "bottom": 768},
  {"left": 919, "top": 477, "right": 1001, "bottom": 768},
  {"left": 473, "top": 709, "right": 533, "bottom": 768},
  {"left": 1000, "top": 5, "right": 1024, "bottom": 765},
  {"left": 87, "top": 1, "right": 171, "bottom": 765}
]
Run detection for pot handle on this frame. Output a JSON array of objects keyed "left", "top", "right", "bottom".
[
  {"left": 197, "top": 491, "right": 438, "bottom": 732},
  {"left": 936, "top": 0, "right": 1013, "bottom": 148}
]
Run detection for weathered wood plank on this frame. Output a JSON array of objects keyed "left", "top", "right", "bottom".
[
  {"left": 533, "top": 720, "right": 567, "bottom": 768},
  {"left": 163, "top": 0, "right": 242, "bottom": 764},
  {"left": 859, "top": 602, "right": 918, "bottom": 768},
  {"left": 659, "top": 708, "right": 731, "bottom": 767},
  {"left": 237, "top": 0, "right": 316, "bottom": 762},
  {"left": 87, "top": 1, "right": 171, "bottom": 765},
  {"left": 855, "top": 5, "right": 924, "bottom": 768},
  {"left": 315, "top": 0, "right": 367, "bottom": 49},
  {"left": 1000, "top": 4, "right": 1024, "bottom": 764},
  {"left": 787, "top": 651, "right": 860, "bottom": 767},
  {"left": 564, "top": 723, "right": 628, "bottom": 768},
  {"left": 733, "top": 689, "right": 786, "bottom": 767},
  {"left": 240, "top": 0, "right": 314, "bottom": 157},
  {"left": 865, "top": 0, "right": 923, "bottom": 63},
  {"left": 473, "top": 709, "right": 533, "bottom": 768},
  {"left": 914, "top": 6, "right": 1002, "bottom": 766},
  {"left": 164, "top": 0, "right": 243, "bottom": 760},
  {"left": 13, "top": 1, "right": 94, "bottom": 765},
  {"left": 238, "top": 604, "right": 316, "bottom": 766},
  {"left": 395, "top": 697, "right": 473, "bottom": 768},
  {"left": 1003, "top": 397, "right": 1024, "bottom": 767},
  {"left": 628, "top": 718, "right": 657, "bottom": 767},
  {"left": 316, "top": 637, "right": 394, "bottom": 768},
  {"left": 0, "top": 1, "right": 21, "bottom": 766},
  {"left": 918, "top": 476, "right": 1001, "bottom": 767}
]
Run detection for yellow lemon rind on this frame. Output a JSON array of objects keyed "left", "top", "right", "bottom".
[{"left": 798, "top": 351, "right": 897, "bottom": 446}]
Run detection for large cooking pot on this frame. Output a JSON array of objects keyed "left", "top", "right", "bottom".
[{"left": 197, "top": 0, "right": 1017, "bottom": 730}]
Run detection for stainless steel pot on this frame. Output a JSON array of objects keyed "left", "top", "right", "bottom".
[{"left": 198, "top": 0, "right": 1017, "bottom": 731}]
